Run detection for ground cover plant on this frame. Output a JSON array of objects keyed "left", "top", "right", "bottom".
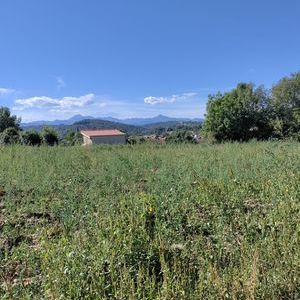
[{"left": 0, "top": 142, "right": 299, "bottom": 299}]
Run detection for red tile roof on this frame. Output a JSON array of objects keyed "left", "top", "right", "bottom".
[{"left": 80, "top": 129, "right": 126, "bottom": 137}]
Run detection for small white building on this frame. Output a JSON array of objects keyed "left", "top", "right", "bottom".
[{"left": 80, "top": 129, "right": 126, "bottom": 145}]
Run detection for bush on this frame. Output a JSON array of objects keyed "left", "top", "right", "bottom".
[
  {"left": 63, "top": 131, "right": 83, "bottom": 146},
  {"left": 127, "top": 136, "right": 146, "bottom": 145},
  {"left": 21, "top": 130, "right": 42, "bottom": 146},
  {"left": 0, "top": 127, "right": 21, "bottom": 145},
  {"left": 41, "top": 127, "right": 59, "bottom": 146},
  {"left": 165, "top": 130, "right": 199, "bottom": 144}
]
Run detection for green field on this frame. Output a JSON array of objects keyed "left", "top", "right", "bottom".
[{"left": 0, "top": 142, "right": 299, "bottom": 299}]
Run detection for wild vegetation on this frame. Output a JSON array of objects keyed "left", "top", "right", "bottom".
[
  {"left": 203, "top": 72, "right": 300, "bottom": 142},
  {"left": 0, "top": 142, "right": 299, "bottom": 299}
]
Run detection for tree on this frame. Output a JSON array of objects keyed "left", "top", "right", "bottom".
[
  {"left": 64, "top": 130, "right": 83, "bottom": 146},
  {"left": 21, "top": 130, "right": 42, "bottom": 146},
  {"left": 41, "top": 127, "right": 59, "bottom": 146},
  {"left": 0, "top": 107, "right": 21, "bottom": 133},
  {"left": 0, "top": 127, "right": 21, "bottom": 145},
  {"left": 202, "top": 83, "right": 272, "bottom": 142},
  {"left": 271, "top": 72, "right": 300, "bottom": 138}
]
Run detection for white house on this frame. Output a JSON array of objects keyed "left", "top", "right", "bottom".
[{"left": 80, "top": 129, "right": 126, "bottom": 145}]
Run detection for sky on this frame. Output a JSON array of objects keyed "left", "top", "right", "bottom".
[{"left": 0, "top": 0, "right": 300, "bottom": 122}]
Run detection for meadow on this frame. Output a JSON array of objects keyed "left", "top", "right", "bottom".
[{"left": 0, "top": 141, "right": 299, "bottom": 299}]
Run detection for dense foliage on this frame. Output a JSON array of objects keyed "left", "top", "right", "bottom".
[
  {"left": 0, "top": 127, "right": 21, "bottom": 145},
  {"left": 0, "top": 106, "right": 20, "bottom": 133},
  {"left": 41, "top": 127, "right": 59, "bottom": 146},
  {"left": 271, "top": 72, "right": 300, "bottom": 139},
  {"left": 203, "top": 84, "right": 271, "bottom": 141},
  {"left": 21, "top": 130, "right": 42, "bottom": 146},
  {"left": 203, "top": 72, "right": 300, "bottom": 141},
  {"left": 127, "top": 135, "right": 146, "bottom": 144},
  {"left": 165, "top": 129, "right": 198, "bottom": 143},
  {"left": 145, "top": 121, "right": 202, "bottom": 136},
  {"left": 63, "top": 130, "right": 83, "bottom": 146}
]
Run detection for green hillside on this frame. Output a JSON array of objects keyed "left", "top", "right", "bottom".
[
  {"left": 22, "top": 119, "right": 145, "bottom": 136},
  {"left": 22, "top": 119, "right": 203, "bottom": 137}
]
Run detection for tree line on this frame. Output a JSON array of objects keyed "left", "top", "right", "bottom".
[
  {"left": 203, "top": 72, "right": 300, "bottom": 141},
  {"left": 0, "top": 107, "right": 82, "bottom": 146}
]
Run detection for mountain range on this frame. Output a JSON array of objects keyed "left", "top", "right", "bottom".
[
  {"left": 22, "top": 114, "right": 203, "bottom": 127},
  {"left": 21, "top": 114, "right": 203, "bottom": 137}
]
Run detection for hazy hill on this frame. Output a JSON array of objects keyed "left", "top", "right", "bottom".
[
  {"left": 22, "top": 114, "right": 203, "bottom": 127},
  {"left": 22, "top": 114, "right": 95, "bottom": 127},
  {"left": 21, "top": 116, "right": 203, "bottom": 138},
  {"left": 22, "top": 119, "right": 145, "bottom": 136},
  {"left": 105, "top": 115, "right": 203, "bottom": 126}
]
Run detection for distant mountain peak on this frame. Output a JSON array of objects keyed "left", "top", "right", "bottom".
[
  {"left": 113, "top": 115, "right": 203, "bottom": 126},
  {"left": 22, "top": 114, "right": 94, "bottom": 127},
  {"left": 22, "top": 114, "right": 203, "bottom": 127}
]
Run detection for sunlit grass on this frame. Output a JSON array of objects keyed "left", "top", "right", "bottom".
[{"left": 0, "top": 141, "right": 299, "bottom": 299}]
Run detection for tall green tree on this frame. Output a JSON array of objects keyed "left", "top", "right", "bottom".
[
  {"left": 0, "top": 107, "right": 21, "bottom": 133},
  {"left": 202, "top": 83, "right": 272, "bottom": 142},
  {"left": 271, "top": 72, "right": 300, "bottom": 138}
]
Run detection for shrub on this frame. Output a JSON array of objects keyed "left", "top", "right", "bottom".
[
  {"left": 127, "top": 136, "right": 146, "bottom": 145},
  {"left": 0, "top": 127, "right": 21, "bottom": 145},
  {"left": 165, "top": 130, "right": 198, "bottom": 144},
  {"left": 21, "top": 130, "right": 42, "bottom": 146},
  {"left": 63, "top": 131, "right": 83, "bottom": 146},
  {"left": 41, "top": 127, "right": 59, "bottom": 146}
]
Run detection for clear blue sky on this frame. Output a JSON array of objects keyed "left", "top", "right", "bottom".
[{"left": 0, "top": 0, "right": 299, "bottom": 121}]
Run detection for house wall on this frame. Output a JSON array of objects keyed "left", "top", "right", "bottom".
[{"left": 90, "top": 135, "right": 126, "bottom": 145}]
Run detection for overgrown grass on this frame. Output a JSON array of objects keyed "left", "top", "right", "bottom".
[{"left": 0, "top": 141, "right": 299, "bottom": 299}]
